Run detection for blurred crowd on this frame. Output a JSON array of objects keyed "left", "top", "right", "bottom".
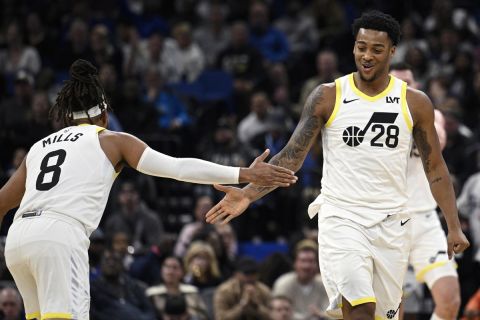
[{"left": 0, "top": 0, "right": 480, "bottom": 319}]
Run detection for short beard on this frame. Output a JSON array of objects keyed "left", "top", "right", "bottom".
[{"left": 358, "top": 71, "right": 376, "bottom": 82}]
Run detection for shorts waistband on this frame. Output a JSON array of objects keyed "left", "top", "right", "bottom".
[{"left": 20, "top": 210, "right": 87, "bottom": 235}]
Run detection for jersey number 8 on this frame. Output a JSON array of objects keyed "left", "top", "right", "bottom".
[{"left": 35, "top": 149, "right": 67, "bottom": 191}]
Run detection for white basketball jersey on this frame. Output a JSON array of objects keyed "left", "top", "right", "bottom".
[
  {"left": 308, "top": 73, "right": 413, "bottom": 226},
  {"left": 16, "top": 124, "right": 116, "bottom": 235},
  {"left": 406, "top": 146, "right": 436, "bottom": 213}
]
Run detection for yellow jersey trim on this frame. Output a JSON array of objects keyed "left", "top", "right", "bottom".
[
  {"left": 401, "top": 82, "right": 413, "bottom": 132},
  {"left": 350, "top": 296, "right": 377, "bottom": 306},
  {"left": 26, "top": 312, "right": 41, "bottom": 319},
  {"left": 42, "top": 312, "right": 73, "bottom": 319},
  {"left": 349, "top": 73, "right": 395, "bottom": 102},
  {"left": 326, "top": 79, "right": 342, "bottom": 127},
  {"left": 375, "top": 315, "right": 386, "bottom": 320},
  {"left": 77, "top": 123, "right": 106, "bottom": 133},
  {"left": 416, "top": 261, "right": 449, "bottom": 282}
]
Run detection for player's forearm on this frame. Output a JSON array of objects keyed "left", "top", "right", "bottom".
[
  {"left": 243, "top": 147, "right": 303, "bottom": 201},
  {"left": 136, "top": 147, "right": 239, "bottom": 184},
  {"left": 428, "top": 163, "right": 461, "bottom": 231}
]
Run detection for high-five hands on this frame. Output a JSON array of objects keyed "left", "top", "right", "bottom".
[
  {"left": 239, "top": 149, "right": 297, "bottom": 187},
  {"left": 205, "top": 185, "right": 251, "bottom": 225}
]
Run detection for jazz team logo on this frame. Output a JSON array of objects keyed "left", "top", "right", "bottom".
[{"left": 343, "top": 112, "right": 399, "bottom": 148}]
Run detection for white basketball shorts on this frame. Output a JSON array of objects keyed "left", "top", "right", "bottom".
[
  {"left": 318, "top": 212, "right": 411, "bottom": 320},
  {"left": 408, "top": 210, "right": 457, "bottom": 288},
  {"left": 5, "top": 212, "right": 90, "bottom": 320}
]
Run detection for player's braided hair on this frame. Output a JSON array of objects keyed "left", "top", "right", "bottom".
[
  {"left": 352, "top": 10, "right": 401, "bottom": 46},
  {"left": 50, "top": 59, "right": 109, "bottom": 126}
]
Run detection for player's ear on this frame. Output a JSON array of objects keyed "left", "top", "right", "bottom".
[{"left": 390, "top": 45, "right": 396, "bottom": 58}]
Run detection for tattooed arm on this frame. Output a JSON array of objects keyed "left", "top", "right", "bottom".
[
  {"left": 408, "top": 88, "right": 469, "bottom": 257},
  {"left": 205, "top": 84, "right": 335, "bottom": 224},
  {"left": 242, "top": 84, "right": 330, "bottom": 201}
]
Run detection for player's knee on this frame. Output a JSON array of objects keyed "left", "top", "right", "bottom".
[{"left": 435, "top": 289, "right": 461, "bottom": 318}]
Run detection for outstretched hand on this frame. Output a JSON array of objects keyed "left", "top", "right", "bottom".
[
  {"left": 241, "top": 149, "right": 297, "bottom": 187},
  {"left": 205, "top": 184, "right": 251, "bottom": 224}
]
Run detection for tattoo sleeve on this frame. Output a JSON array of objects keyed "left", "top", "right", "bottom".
[
  {"left": 413, "top": 126, "right": 432, "bottom": 174},
  {"left": 244, "top": 85, "right": 326, "bottom": 201}
]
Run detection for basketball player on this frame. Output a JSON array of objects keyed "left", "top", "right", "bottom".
[
  {"left": 0, "top": 59, "right": 297, "bottom": 320},
  {"left": 390, "top": 63, "right": 460, "bottom": 320},
  {"left": 205, "top": 11, "right": 469, "bottom": 320}
]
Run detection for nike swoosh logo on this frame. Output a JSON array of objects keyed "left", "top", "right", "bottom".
[
  {"left": 343, "top": 98, "right": 359, "bottom": 104},
  {"left": 400, "top": 218, "right": 411, "bottom": 226}
]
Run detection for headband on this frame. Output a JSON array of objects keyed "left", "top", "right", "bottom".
[{"left": 70, "top": 102, "right": 106, "bottom": 120}]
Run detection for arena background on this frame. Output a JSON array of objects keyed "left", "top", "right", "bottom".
[{"left": 0, "top": 0, "right": 479, "bottom": 319}]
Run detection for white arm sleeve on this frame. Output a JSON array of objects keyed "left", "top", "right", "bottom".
[{"left": 136, "top": 147, "right": 240, "bottom": 184}]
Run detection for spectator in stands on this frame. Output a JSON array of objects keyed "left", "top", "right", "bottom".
[
  {"left": 424, "top": 0, "right": 479, "bottom": 42},
  {"left": 0, "top": 21, "right": 41, "bottom": 76},
  {"left": 310, "top": 0, "right": 348, "bottom": 48},
  {"left": 274, "top": 1, "right": 318, "bottom": 57},
  {"left": 183, "top": 241, "right": 222, "bottom": 291},
  {"left": 270, "top": 295, "right": 294, "bottom": 320},
  {"left": 56, "top": 19, "right": 92, "bottom": 70},
  {"left": 143, "top": 69, "right": 192, "bottom": 131},
  {"left": 439, "top": 98, "right": 477, "bottom": 187},
  {"left": 116, "top": 78, "right": 159, "bottom": 136},
  {"left": 121, "top": 24, "right": 148, "bottom": 78},
  {"left": 0, "top": 287, "right": 23, "bottom": 320},
  {"left": 194, "top": 3, "right": 230, "bottom": 67},
  {"left": 90, "top": 249, "right": 156, "bottom": 320},
  {"left": 98, "top": 63, "right": 121, "bottom": 107},
  {"left": 111, "top": 231, "right": 135, "bottom": 270},
  {"left": 214, "top": 256, "right": 271, "bottom": 320},
  {"left": 190, "top": 225, "right": 236, "bottom": 281},
  {"left": 90, "top": 24, "right": 123, "bottom": 75},
  {"left": 458, "top": 172, "right": 480, "bottom": 261},
  {"left": 25, "top": 91, "right": 53, "bottom": 144},
  {"left": 391, "top": 16, "right": 429, "bottom": 65},
  {"left": 298, "top": 50, "right": 341, "bottom": 112},
  {"left": 25, "top": 12, "right": 57, "bottom": 68},
  {"left": 197, "top": 117, "right": 248, "bottom": 168},
  {"left": 105, "top": 180, "right": 164, "bottom": 254},
  {"left": 248, "top": 1, "right": 289, "bottom": 64},
  {"left": 3, "top": 149, "right": 26, "bottom": 181},
  {"left": 163, "top": 23, "right": 205, "bottom": 83},
  {"left": 273, "top": 239, "right": 329, "bottom": 320},
  {"left": 0, "top": 70, "right": 35, "bottom": 166},
  {"left": 404, "top": 44, "right": 432, "bottom": 88},
  {"left": 88, "top": 229, "right": 106, "bottom": 282},
  {"left": 217, "top": 20, "right": 264, "bottom": 84},
  {"left": 214, "top": 223, "right": 238, "bottom": 263},
  {"left": 216, "top": 21, "right": 265, "bottom": 118},
  {"left": 237, "top": 92, "right": 273, "bottom": 147},
  {"left": 175, "top": 195, "right": 214, "bottom": 257},
  {"left": 163, "top": 294, "right": 200, "bottom": 320},
  {"left": 146, "top": 256, "right": 208, "bottom": 320},
  {"left": 0, "top": 70, "right": 34, "bottom": 129}
]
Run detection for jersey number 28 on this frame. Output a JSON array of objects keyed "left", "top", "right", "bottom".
[{"left": 35, "top": 149, "right": 67, "bottom": 191}]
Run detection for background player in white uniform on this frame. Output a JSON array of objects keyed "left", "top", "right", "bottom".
[
  {"left": 390, "top": 63, "right": 460, "bottom": 320},
  {"left": 0, "top": 59, "right": 297, "bottom": 320},
  {"left": 204, "top": 11, "right": 469, "bottom": 320}
]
